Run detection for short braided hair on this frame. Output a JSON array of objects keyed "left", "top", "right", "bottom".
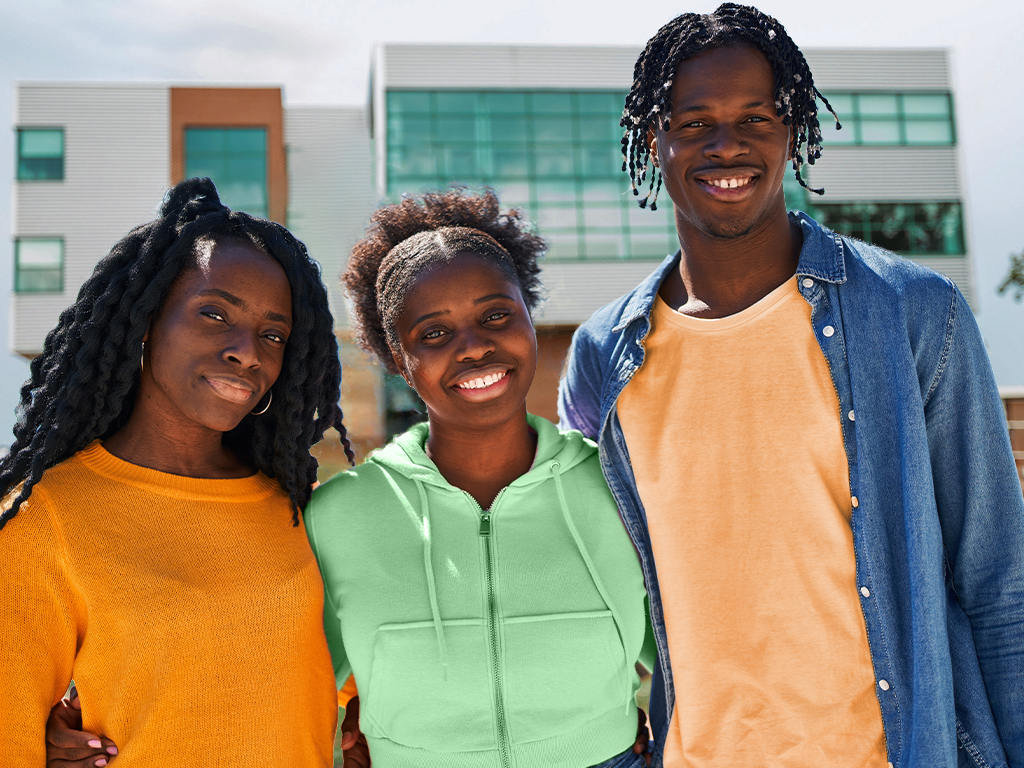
[
  {"left": 1, "top": 177, "right": 353, "bottom": 530},
  {"left": 343, "top": 188, "right": 545, "bottom": 374},
  {"left": 621, "top": 2, "right": 841, "bottom": 209}
]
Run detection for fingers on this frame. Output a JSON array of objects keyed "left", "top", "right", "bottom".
[{"left": 46, "top": 697, "right": 118, "bottom": 767}]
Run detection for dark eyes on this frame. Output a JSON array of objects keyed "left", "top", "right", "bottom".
[
  {"left": 419, "top": 310, "right": 511, "bottom": 342},
  {"left": 201, "top": 309, "right": 286, "bottom": 344}
]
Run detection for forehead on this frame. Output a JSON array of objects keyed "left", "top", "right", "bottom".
[
  {"left": 669, "top": 45, "right": 776, "bottom": 109},
  {"left": 175, "top": 238, "right": 291, "bottom": 305},
  {"left": 403, "top": 252, "right": 521, "bottom": 311}
]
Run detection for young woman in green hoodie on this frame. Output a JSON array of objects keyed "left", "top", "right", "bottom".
[
  {"left": 44, "top": 189, "right": 654, "bottom": 768},
  {"left": 307, "top": 188, "right": 655, "bottom": 768}
]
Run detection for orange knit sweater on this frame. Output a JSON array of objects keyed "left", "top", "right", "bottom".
[{"left": 0, "top": 442, "right": 338, "bottom": 766}]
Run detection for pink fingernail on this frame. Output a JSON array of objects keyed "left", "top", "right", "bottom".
[
  {"left": 96, "top": 760, "right": 107, "bottom": 767},
  {"left": 88, "top": 740, "right": 102, "bottom": 748},
  {"left": 107, "top": 746, "right": 118, "bottom": 754}
]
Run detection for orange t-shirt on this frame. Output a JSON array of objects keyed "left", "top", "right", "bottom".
[{"left": 618, "top": 278, "right": 887, "bottom": 767}]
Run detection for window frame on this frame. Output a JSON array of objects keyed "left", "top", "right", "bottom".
[
  {"left": 16, "top": 127, "right": 65, "bottom": 181},
  {"left": 817, "top": 91, "right": 956, "bottom": 147},
  {"left": 14, "top": 237, "right": 65, "bottom": 293}
]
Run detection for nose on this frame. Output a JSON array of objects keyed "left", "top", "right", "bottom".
[
  {"left": 455, "top": 327, "right": 495, "bottom": 362},
  {"left": 222, "top": 328, "right": 261, "bottom": 368},
  {"left": 704, "top": 123, "right": 748, "bottom": 161}
]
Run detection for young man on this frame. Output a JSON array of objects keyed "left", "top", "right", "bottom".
[{"left": 559, "top": 5, "right": 1024, "bottom": 768}]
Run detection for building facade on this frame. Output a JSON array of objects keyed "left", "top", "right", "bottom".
[{"left": 10, "top": 44, "right": 982, "bottom": 473}]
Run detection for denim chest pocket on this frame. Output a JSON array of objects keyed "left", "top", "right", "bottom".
[
  {"left": 363, "top": 619, "right": 497, "bottom": 751},
  {"left": 501, "top": 610, "right": 627, "bottom": 744}
]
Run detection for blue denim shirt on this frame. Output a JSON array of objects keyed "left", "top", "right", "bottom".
[{"left": 558, "top": 213, "right": 1024, "bottom": 768}]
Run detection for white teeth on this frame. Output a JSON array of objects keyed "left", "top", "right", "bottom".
[
  {"left": 708, "top": 177, "right": 751, "bottom": 189},
  {"left": 456, "top": 371, "right": 506, "bottom": 390}
]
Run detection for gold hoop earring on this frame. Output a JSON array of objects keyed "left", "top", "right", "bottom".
[
  {"left": 140, "top": 342, "right": 145, "bottom": 371},
  {"left": 251, "top": 390, "right": 273, "bottom": 416}
]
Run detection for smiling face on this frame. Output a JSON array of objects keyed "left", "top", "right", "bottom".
[
  {"left": 139, "top": 238, "right": 293, "bottom": 435},
  {"left": 650, "top": 45, "right": 792, "bottom": 241},
  {"left": 390, "top": 252, "right": 537, "bottom": 433}
]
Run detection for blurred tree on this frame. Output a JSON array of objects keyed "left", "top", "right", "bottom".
[{"left": 997, "top": 249, "right": 1024, "bottom": 302}]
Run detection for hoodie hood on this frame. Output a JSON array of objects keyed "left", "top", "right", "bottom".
[{"left": 367, "top": 413, "right": 597, "bottom": 490}]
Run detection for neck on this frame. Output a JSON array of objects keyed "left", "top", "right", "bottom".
[
  {"left": 425, "top": 405, "right": 536, "bottom": 509},
  {"left": 661, "top": 206, "right": 801, "bottom": 318},
  {"left": 104, "top": 400, "right": 252, "bottom": 479}
]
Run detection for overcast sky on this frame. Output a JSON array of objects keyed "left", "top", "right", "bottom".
[{"left": 2, "top": 0, "right": 1023, "bottom": 443}]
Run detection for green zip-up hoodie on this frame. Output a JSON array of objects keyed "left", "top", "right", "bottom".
[{"left": 305, "top": 414, "right": 653, "bottom": 768}]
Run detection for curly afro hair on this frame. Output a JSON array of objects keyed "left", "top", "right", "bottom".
[{"left": 343, "top": 188, "right": 545, "bottom": 374}]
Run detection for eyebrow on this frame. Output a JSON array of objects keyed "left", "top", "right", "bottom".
[
  {"left": 675, "top": 99, "right": 773, "bottom": 114},
  {"left": 197, "top": 288, "right": 291, "bottom": 325}
]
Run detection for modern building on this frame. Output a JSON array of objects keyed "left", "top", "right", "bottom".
[{"left": 10, "top": 44, "right": 985, "bottom": 473}]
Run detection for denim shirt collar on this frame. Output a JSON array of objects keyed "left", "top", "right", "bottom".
[{"left": 611, "top": 212, "right": 846, "bottom": 333}]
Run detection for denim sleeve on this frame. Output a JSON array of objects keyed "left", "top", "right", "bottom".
[
  {"left": 558, "top": 325, "right": 604, "bottom": 439},
  {"left": 924, "top": 288, "right": 1024, "bottom": 764}
]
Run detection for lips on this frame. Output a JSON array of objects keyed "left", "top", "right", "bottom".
[
  {"left": 694, "top": 168, "right": 761, "bottom": 200},
  {"left": 203, "top": 375, "right": 257, "bottom": 404},
  {"left": 450, "top": 365, "right": 513, "bottom": 402}
]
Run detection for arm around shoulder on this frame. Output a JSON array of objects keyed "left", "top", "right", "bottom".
[{"left": 923, "top": 287, "right": 1024, "bottom": 762}]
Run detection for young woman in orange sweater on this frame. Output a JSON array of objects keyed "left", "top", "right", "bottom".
[{"left": 0, "top": 178, "right": 357, "bottom": 767}]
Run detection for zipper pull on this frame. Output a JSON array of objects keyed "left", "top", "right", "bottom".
[{"left": 479, "top": 513, "right": 491, "bottom": 536}]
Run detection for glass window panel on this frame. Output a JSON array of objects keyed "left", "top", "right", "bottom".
[
  {"left": 490, "top": 117, "right": 529, "bottom": 142},
  {"left": 583, "top": 233, "right": 625, "bottom": 259},
  {"left": 436, "top": 92, "right": 478, "bottom": 112},
  {"left": 397, "top": 116, "right": 432, "bottom": 146},
  {"left": 491, "top": 149, "right": 529, "bottom": 177},
  {"left": 628, "top": 205, "right": 667, "bottom": 229},
  {"left": 580, "top": 146, "right": 621, "bottom": 178},
  {"left": 389, "top": 91, "right": 432, "bottom": 114},
  {"left": 902, "top": 94, "right": 950, "bottom": 117},
  {"left": 582, "top": 181, "right": 624, "bottom": 202},
  {"left": 577, "top": 117, "right": 621, "bottom": 142},
  {"left": 226, "top": 128, "right": 266, "bottom": 152},
  {"left": 537, "top": 205, "right": 579, "bottom": 230},
  {"left": 434, "top": 116, "right": 476, "bottom": 143},
  {"left": 444, "top": 147, "right": 479, "bottom": 178},
  {"left": 545, "top": 234, "right": 580, "bottom": 259},
  {"left": 20, "top": 129, "right": 63, "bottom": 158},
  {"left": 184, "top": 128, "right": 224, "bottom": 153},
  {"left": 821, "top": 119, "right": 855, "bottom": 145},
  {"left": 225, "top": 153, "right": 266, "bottom": 182},
  {"left": 532, "top": 115, "right": 573, "bottom": 142},
  {"left": 904, "top": 120, "right": 953, "bottom": 144},
  {"left": 16, "top": 269, "right": 63, "bottom": 292},
  {"left": 400, "top": 152, "right": 439, "bottom": 176},
  {"left": 534, "top": 181, "right": 576, "bottom": 203},
  {"left": 630, "top": 232, "right": 674, "bottom": 259},
  {"left": 859, "top": 119, "right": 901, "bottom": 144},
  {"left": 576, "top": 92, "right": 623, "bottom": 114},
  {"left": 483, "top": 92, "right": 526, "bottom": 114},
  {"left": 583, "top": 206, "right": 622, "bottom": 229},
  {"left": 494, "top": 182, "right": 530, "bottom": 206},
  {"left": 17, "top": 239, "right": 62, "bottom": 267},
  {"left": 857, "top": 94, "right": 899, "bottom": 116},
  {"left": 531, "top": 93, "right": 572, "bottom": 113},
  {"left": 534, "top": 147, "right": 574, "bottom": 176},
  {"left": 819, "top": 94, "right": 854, "bottom": 116}
]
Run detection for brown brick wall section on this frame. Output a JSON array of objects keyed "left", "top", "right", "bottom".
[
  {"left": 169, "top": 88, "right": 287, "bottom": 224},
  {"left": 1005, "top": 397, "right": 1024, "bottom": 489},
  {"left": 527, "top": 327, "right": 575, "bottom": 425}
]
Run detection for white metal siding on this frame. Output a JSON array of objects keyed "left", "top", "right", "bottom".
[
  {"left": 803, "top": 48, "right": 950, "bottom": 91},
  {"left": 810, "top": 147, "right": 961, "bottom": 201},
  {"left": 13, "top": 84, "right": 169, "bottom": 355},
  {"left": 285, "top": 107, "right": 377, "bottom": 326},
  {"left": 535, "top": 260, "right": 666, "bottom": 325},
  {"left": 381, "top": 44, "right": 638, "bottom": 90}
]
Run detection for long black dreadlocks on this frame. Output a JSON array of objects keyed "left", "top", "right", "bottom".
[
  {"left": 621, "top": 2, "right": 841, "bottom": 210},
  {"left": 0, "top": 177, "right": 354, "bottom": 530}
]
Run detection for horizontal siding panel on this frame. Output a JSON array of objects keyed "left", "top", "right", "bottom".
[
  {"left": 908, "top": 256, "right": 974, "bottom": 308},
  {"left": 382, "top": 44, "right": 638, "bottom": 90},
  {"left": 810, "top": 147, "right": 961, "bottom": 201},
  {"left": 10, "top": 294, "right": 74, "bottom": 356},
  {"left": 14, "top": 84, "right": 170, "bottom": 355},
  {"left": 286, "top": 107, "right": 377, "bottom": 326},
  {"left": 535, "top": 260, "right": 665, "bottom": 325},
  {"left": 803, "top": 48, "right": 950, "bottom": 91}
]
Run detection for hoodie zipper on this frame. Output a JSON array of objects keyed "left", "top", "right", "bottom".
[{"left": 471, "top": 488, "right": 512, "bottom": 768}]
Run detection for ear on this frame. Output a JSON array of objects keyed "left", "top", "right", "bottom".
[
  {"left": 647, "top": 127, "right": 660, "bottom": 168},
  {"left": 390, "top": 350, "right": 414, "bottom": 390}
]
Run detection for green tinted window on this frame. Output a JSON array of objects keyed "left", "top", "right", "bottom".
[
  {"left": 15, "top": 238, "right": 64, "bottom": 292},
  {"left": 185, "top": 128, "right": 268, "bottom": 217},
  {"left": 814, "top": 202, "right": 964, "bottom": 255},
  {"left": 818, "top": 92, "right": 955, "bottom": 146},
  {"left": 386, "top": 89, "right": 677, "bottom": 261},
  {"left": 18, "top": 129, "right": 64, "bottom": 181}
]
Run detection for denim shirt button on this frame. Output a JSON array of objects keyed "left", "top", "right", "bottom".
[
  {"left": 848, "top": 410, "right": 855, "bottom": 421},
  {"left": 802, "top": 278, "right": 814, "bottom": 288},
  {"left": 822, "top": 325, "right": 835, "bottom": 337},
  {"left": 851, "top": 496, "right": 860, "bottom": 508},
  {"left": 860, "top": 586, "right": 870, "bottom": 597},
  {"left": 878, "top": 679, "right": 890, "bottom": 691}
]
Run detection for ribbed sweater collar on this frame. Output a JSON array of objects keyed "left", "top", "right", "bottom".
[{"left": 76, "top": 441, "right": 281, "bottom": 502}]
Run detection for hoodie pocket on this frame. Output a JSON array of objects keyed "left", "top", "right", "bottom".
[
  {"left": 501, "top": 610, "right": 628, "bottom": 744},
  {"left": 363, "top": 618, "right": 497, "bottom": 751}
]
